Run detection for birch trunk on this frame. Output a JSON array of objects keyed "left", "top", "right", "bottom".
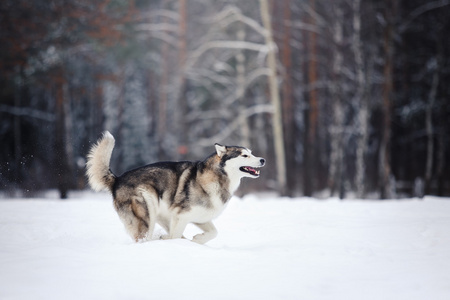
[
  {"left": 328, "top": 2, "right": 344, "bottom": 198},
  {"left": 353, "top": 0, "right": 369, "bottom": 199},
  {"left": 259, "top": 0, "right": 287, "bottom": 195}
]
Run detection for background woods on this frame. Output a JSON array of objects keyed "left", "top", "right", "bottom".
[{"left": 1, "top": 0, "right": 449, "bottom": 199}]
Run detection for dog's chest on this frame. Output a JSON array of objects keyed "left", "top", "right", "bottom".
[
  {"left": 188, "top": 182, "right": 228, "bottom": 222},
  {"left": 189, "top": 201, "right": 226, "bottom": 223}
]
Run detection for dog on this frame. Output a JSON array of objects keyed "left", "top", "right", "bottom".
[{"left": 86, "top": 131, "right": 265, "bottom": 244}]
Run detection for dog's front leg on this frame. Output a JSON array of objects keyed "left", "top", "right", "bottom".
[
  {"left": 192, "top": 222, "right": 218, "bottom": 244},
  {"left": 162, "top": 216, "right": 187, "bottom": 240}
]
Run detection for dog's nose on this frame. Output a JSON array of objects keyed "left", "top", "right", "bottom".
[{"left": 260, "top": 158, "right": 266, "bottom": 166}]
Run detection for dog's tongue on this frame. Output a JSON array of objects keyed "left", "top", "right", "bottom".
[
  {"left": 242, "top": 166, "right": 259, "bottom": 176},
  {"left": 246, "top": 167, "right": 259, "bottom": 175}
]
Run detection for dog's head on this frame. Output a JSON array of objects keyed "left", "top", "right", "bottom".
[{"left": 215, "top": 143, "right": 265, "bottom": 179}]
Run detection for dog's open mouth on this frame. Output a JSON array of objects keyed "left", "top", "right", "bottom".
[{"left": 240, "top": 166, "right": 260, "bottom": 176}]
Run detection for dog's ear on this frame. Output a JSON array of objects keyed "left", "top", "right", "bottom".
[{"left": 215, "top": 143, "right": 227, "bottom": 158}]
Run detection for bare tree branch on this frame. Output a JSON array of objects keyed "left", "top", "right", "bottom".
[
  {"left": 147, "top": 9, "right": 180, "bottom": 21},
  {"left": 135, "top": 23, "right": 180, "bottom": 33},
  {"left": 205, "top": 5, "right": 268, "bottom": 36},
  {"left": 224, "top": 68, "right": 271, "bottom": 106},
  {"left": 0, "top": 105, "right": 55, "bottom": 122},
  {"left": 137, "top": 31, "right": 179, "bottom": 47},
  {"left": 197, "top": 105, "right": 274, "bottom": 146},
  {"left": 286, "top": 20, "right": 323, "bottom": 34},
  {"left": 400, "top": 0, "right": 450, "bottom": 32},
  {"left": 186, "top": 41, "right": 268, "bottom": 69}
]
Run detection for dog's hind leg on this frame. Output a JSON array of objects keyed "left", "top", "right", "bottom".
[
  {"left": 131, "top": 198, "right": 150, "bottom": 241},
  {"left": 114, "top": 195, "right": 150, "bottom": 242},
  {"left": 192, "top": 222, "right": 218, "bottom": 244},
  {"left": 139, "top": 187, "right": 158, "bottom": 240}
]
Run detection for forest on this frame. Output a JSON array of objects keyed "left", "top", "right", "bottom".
[{"left": 1, "top": 0, "right": 449, "bottom": 199}]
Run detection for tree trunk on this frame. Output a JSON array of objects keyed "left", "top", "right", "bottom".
[
  {"left": 328, "top": 1, "right": 344, "bottom": 198},
  {"left": 259, "top": 0, "right": 287, "bottom": 195},
  {"left": 304, "top": 0, "right": 319, "bottom": 197},
  {"left": 157, "top": 0, "right": 170, "bottom": 160},
  {"left": 425, "top": 37, "right": 442, "bottom": 195},
  {"left": 13, "top": 69, "right": 22, "bottom": 187},
  {"left": 176, "top": 0, "right": 188, "bottom": 160},
  {"left": 353, "top": 0, "right": 369, "bottom": 199},
  {"left": 379, "top": 0, "right": 397, "bottom": 199},
  {"left": 437, "top": 111, "right": 446, "bottom": 196},
  {"left": 424, "top": 64, "right": 438, "bottom": 195},
  {"left": 63, "top": 83, "right": 74, "bottom": 188},
  {"left": 280, "top": 0, "right": 297, "bottom": 196},
  {"left": 54, "top": 71, "right": 72, "bottom": 199},
  {"left": 116, "top": 65, "right": 126, "bottom": 173},
  {"left": 236, "top": 23, "right": 251, "bottom": 147}
]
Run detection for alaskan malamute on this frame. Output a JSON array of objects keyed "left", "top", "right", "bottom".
[{"left": 86, "top": 132, "right": 265, "bottom": 244}]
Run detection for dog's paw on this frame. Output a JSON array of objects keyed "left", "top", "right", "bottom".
[
  {"left": 192, "top": 234, "right": 208, "bottom": 244},
  {"left": 160, "top": 234, "right": 187, "bottom": 241},
  {"left": 160, "top": 234, "right": 170, "bottom": 240}
]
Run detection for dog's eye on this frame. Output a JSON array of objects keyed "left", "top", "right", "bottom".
[{"left": 242, "top": 154, "right": 249, "bottom": 158}]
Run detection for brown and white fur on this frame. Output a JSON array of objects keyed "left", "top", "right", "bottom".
[{"left": 86, "top": 131, "right": 265, "bottom": 244}]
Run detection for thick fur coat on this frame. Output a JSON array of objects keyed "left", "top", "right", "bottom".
[{"left": 86, "top": 131, "right": 265, "bottom": 244}]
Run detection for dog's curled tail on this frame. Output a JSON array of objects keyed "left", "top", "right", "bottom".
[{"left": 86, "top": 131, "right": 116, "bottom": 192}]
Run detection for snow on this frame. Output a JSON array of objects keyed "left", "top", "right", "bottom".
[{"left": 1, "top": 192, "right": 450, "bottom": 300}]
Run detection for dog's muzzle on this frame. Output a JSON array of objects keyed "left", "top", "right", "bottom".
[{"left": 240, "top": 158, "right": 265, "bottom": 177}]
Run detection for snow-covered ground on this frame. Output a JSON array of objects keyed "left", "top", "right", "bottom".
[{"left": 1, "top": 192, "right": 449, "bottom": 300}]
